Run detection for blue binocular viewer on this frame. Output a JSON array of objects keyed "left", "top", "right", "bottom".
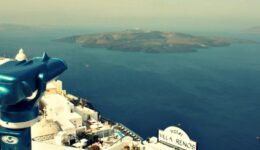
[{"left": 0, "top": 53, "right": 67, "bottom": 150}]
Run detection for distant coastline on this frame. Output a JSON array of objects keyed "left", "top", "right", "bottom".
[
  {"left": 0, "top": 23, "right": 31, "bottom": 31},
  {"left": 56, "top": 30, "right": 257, "bottom": 53},
  {"left": 245, "top": 26, "right": 260, "bottom": 34}
]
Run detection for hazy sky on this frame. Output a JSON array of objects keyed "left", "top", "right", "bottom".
[{"left": 0, "top": 0, "right": 259, "bottom": 31}]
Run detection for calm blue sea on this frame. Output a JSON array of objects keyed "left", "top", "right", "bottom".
[{"left": 0, "top": 28, "right": 260, "bottom": 150}]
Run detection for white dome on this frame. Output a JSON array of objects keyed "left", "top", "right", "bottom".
[
  {"left": 149, "top": 137, "right": 158, "bottom": 143},
  {"left": 15, "top": 48, "right": 27, "bottom": 61}
]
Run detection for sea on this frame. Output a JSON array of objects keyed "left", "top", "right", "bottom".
[{"left": 0, "top": 28, "right": 260, "bottom": 150}]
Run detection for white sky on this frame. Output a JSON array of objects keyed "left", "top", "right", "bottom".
[{"left": 0, "top": 0, "right": 259, "bottom": 31}]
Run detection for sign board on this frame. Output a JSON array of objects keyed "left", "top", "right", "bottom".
[{"left": 158, "top": 126, "right": 197, "bottom": 150}]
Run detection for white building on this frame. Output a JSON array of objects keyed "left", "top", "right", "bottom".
[
  {"left": 46, "top": 80, "right": 64, "bottom": 95},
  {"left": 41, "top": 94, "right": 74, "bottom": 120},
  {"left": 74, "top": 105, "right": 99, "bottom": 122},
  {"left": 33, "top": 81, "right": 86, "bottom": 143}
]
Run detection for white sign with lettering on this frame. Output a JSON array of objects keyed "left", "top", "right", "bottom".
[{"left": 158, "top": 126, "right": 197, "bottom": 150}]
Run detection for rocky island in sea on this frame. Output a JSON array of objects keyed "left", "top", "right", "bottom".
[{"left": 56, "top": 29, "right": 257, "bottom": 53}]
